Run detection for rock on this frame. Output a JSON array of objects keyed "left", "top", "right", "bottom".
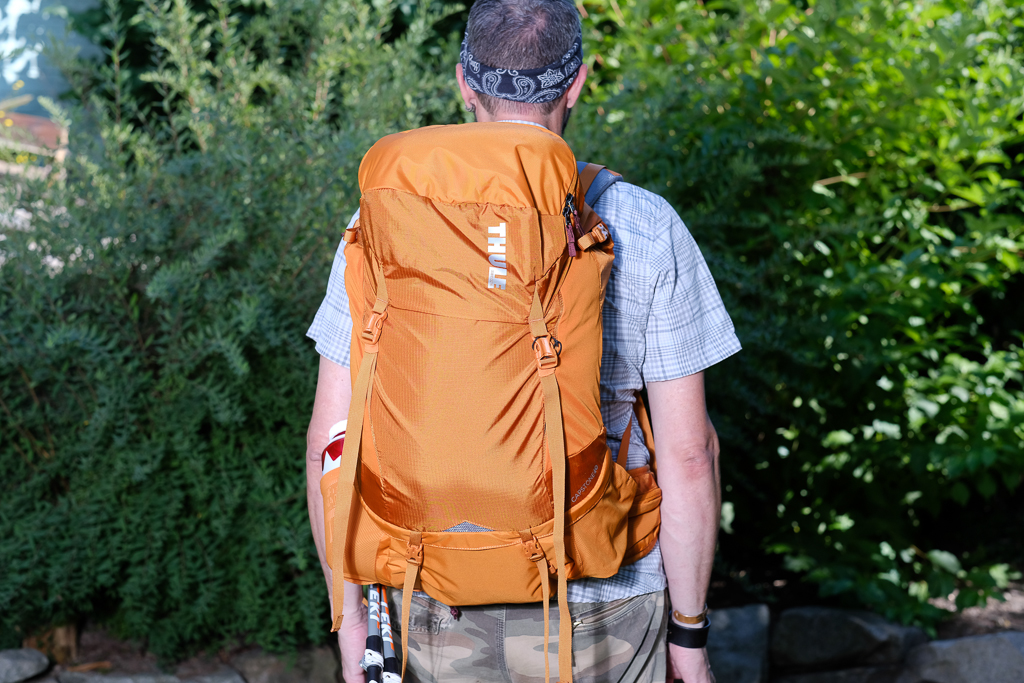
[
  {"left": 895, "top": 631, "right": 1024, "bottom": 683},
  {"left": 0, "top": 649, "right": 50, "bottom": 683},
  {"left": 229, "top": 648, "right": 337, "bottom": 683},
  {"left": 771, "top": 607, "right": 927, "bottom": 669},
  {"left": 705, "top": 604, "right": 770, "bottom": 683},
  {"left": 180, "top": 669, "right": 245, "bottom": 683},
  {"left": 305, "top": 649, "right": 338, "bottom": 683},
  {"left": 775, "top": 664, "right": 902, "bottom": 683},
  {"left": 57, "top": 674, "right": 178, "bottom": 683}
]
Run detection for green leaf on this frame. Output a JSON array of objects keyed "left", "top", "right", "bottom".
[
  {"left": 766, "top": 2, "right": 790, "bottom": 22},
  {"left": 949, "top": 184, "right": 985, "bottom": 206},
  {"left": 823, "top": 430, "right": 855, "bottom": 447},
  {"left": 928, "top": 550, "right": 962, "bottom": 575}
]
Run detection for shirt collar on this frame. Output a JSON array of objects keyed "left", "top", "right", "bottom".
[{"left": 497, "top": 119, "right": 550, "bottom": 131}]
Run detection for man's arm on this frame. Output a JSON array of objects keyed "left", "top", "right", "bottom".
[
  {"left": 648, "top": 372, "right": 720, "bottom": 683},
  {"left": 306, "top": 356, "right": 367, "bottom": 683}
]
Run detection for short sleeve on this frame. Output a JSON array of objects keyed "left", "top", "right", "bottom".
[
  {"left": 306, "top": 211, "right": 359, "bottom": 367},
  {"left": 642, "top": 199, "right": 741, "bottom": 382}
]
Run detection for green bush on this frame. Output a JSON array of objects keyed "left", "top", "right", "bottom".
[
  {"left": 0, "top": 0, "right": 460, "bottom": 657},
  {"left": 3, "top": 0, "right": 1023, "bottom": 659},
  {"left": 569, "top": 0, "right": 1024, "bottom": 626}
]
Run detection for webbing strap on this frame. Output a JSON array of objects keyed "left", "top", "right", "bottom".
[
  {"left": 614, "top": 392, "right": 657, "bottom": 470},
  {"left": 633, "top": 394, "right": 657, "bottom": 474},
  {"left": 528, "top": 291, "right": 572, "bottom": 683},
  {"left": 536, "top": 555, "right": 552, "bottom": 683},
  {"left": 330, "top": 268, "right": 389, "bottom": 632},
  {"left": 521, "top": 530, "right": 553, "bottom": 683},
  {"left": 400, "top": 532, "right": 423, "bottom": 682},
  {"left": 330, "top": 351, "right": 376, "bottom": 631},
  {"left": 573, "top": 163, "right": 619, "bottom": 253},
  {"left": 542, "top": 372, "right": 572, "bottom": 683},
  {"left": 575, "top": 161, "right": 622, "bottom": 207},
  {"left": 578, "top": 163, "right": 605, "bottom": 198},
  {"left": 616, "top": 414, "right": 633, "bottom": 464}
]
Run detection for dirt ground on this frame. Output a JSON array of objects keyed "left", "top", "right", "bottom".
[
  {"left": 933, "top": 582, "right": 1024, "bottom": 639},
  {"left": 41, "top": 627, "right": 235, "bottom": 677}
]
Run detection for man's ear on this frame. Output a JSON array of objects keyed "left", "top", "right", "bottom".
[
  {"left": 456, "top": 64, "right": 480, "bottom": 111},
  {"left": 565, "top": 64, "right": 588, "bottom": 109}
]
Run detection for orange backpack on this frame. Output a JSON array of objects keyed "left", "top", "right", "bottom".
[{"left": 320, "top": 122, "right": 662, "bottom": 683}]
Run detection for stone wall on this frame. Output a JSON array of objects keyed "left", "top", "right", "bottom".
[{"left": 705, "top": 604, "right": 1024, "bottom": 683}]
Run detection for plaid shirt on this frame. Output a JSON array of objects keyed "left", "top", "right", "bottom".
[{"left": 307, "top": 163, "right": 741, "bottom": 603}]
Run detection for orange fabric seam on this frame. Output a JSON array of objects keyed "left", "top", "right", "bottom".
[
  {"left": 361, "top": 301, "right": 550, "bottom": 326},
  {"left": 362, "top": 186, "right": 566, "bottom": 215}
]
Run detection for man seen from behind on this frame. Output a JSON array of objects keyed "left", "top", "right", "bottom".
[{"left": 305, "top": 2, "right": 740, "bottom": 682}]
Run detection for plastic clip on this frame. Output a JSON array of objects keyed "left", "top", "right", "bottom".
[
  {"left": 577, "top": 223, "right": 610, "bottom": 251},
  {"left": 520, "top": 531, "right": 554, "bottom": 573},
  {"left": 405, "top": 535, "right": 424, "bottom": 567},
  {"left": 521, "top": 533, "right": 545, "bottom": 563},
  {"left": 532, "top": 336, "right": 560, "bottom": 376},
  {"left": 362, "top": 309, "right": 387, "bottom": 352},
  {"left": 362, "top": 310, "right": 387, "bottom": 343}
]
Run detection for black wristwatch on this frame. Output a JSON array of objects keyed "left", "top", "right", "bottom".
[{"left": 666, "top": 616, "right": 710, "bottom": 649}]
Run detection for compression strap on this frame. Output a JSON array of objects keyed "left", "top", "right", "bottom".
[
  {"left": 528, "top": 290, "right": 572, "bottom": 683},
  {"left": 331, "top": 268, "right": 388, "bottom": 632}
]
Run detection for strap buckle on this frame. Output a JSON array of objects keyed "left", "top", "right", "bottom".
[
  {"left": 362, "top": 310, "right": 388, "bottom": 345},
  {"left": 526, "top": 541, "right": 545, "bottom": 563},
  {"left": 532, "top": 336, "right": 561, "bottom": 375},
  {"left": 520, "top": 532, "right": 546, "bottom": 563},
  {"left": 577, "top": 223, "right": 610, "bottom": 251},
  {"left": 405, "top": 532, "right": 423, "bottom": 567}
]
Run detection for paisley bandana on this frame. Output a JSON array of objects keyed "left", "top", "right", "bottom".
[{"left": 460, "top": 30, "right": 584, "bottom": 104}]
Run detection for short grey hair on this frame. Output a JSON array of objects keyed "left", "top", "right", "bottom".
[{"left": 465, "top": 0, "right": 582, "bottom": 116}]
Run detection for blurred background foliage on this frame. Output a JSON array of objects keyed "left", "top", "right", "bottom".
[
  {"left": 1, "top": 0, "right": 462, "bottom": 657},
  {"left": 569, "top": 0, "right": 1024, "bottom": 626},
  {"left": 1, "top": 0, "right": 1022, "bottom": 660}
]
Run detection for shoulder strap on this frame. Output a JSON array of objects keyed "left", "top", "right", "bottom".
[
  {"left": 575, "top": 162, "right": 622, "bottom": 251},
  {"left": 576, "top": 161, "right": 622, "bottom": 207}
]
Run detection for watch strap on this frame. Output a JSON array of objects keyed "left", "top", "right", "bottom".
[{"left": 666, "top": 617, "right": 710, "bottom": 649}]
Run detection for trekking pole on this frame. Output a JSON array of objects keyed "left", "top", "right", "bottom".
[
  {"left": 379, "top": 587, "right": 400, "bottom": 683},
  {"left": 360, "top": 584, "right": 385, "bottom": 683}
]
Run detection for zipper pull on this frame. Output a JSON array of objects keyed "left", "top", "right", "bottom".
[{"left": 563, "top": 193, "right": 580, "bottom": 257}]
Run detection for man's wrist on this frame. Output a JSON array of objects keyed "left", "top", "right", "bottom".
[
  {"left": 675, "top": 619, "right": 707, "bottom": 629},
  {"left": 666, "top": 616, "right": 711, "bottom": 648}
]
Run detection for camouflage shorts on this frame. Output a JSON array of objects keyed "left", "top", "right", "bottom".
[{"left": 384, "top": 589, "right": 668, "bottom": 683}]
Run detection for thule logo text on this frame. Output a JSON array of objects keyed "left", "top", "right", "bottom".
[{"left": 487, "top": 222, "right": 507, "bottom": 290}]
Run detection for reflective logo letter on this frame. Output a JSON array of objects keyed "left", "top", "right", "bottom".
[{"left": 487, "top": 223, "right": 507, "bottom": 289}]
